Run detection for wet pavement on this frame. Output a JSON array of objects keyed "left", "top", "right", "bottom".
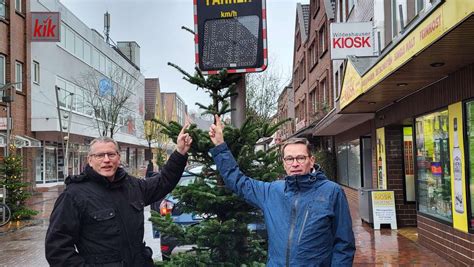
[{"left": 0, "top": 186, "right": 455, "bottom": 266}]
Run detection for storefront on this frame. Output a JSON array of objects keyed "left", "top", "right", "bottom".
[{"left": 324, "top": 1, "right": 474, "bottom": 264}]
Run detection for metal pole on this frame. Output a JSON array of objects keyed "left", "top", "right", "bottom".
[
  {"left": 5, "top": 101, "right": 10, "bottom": 158},
  {"left": 230, "top": 74, "right": 246, "bottom": 128},
  {"left": 64, "top": 93, "right": 74, "bottom": 177},
  {"left": 54, "top": 86, "right": 66, "bottom": 180}
]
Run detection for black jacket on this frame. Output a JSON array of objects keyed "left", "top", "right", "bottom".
[{"left": 45, "top": 151, "right": 187, "bottom": 267}]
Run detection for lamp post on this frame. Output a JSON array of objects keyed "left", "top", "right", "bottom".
[
  {"left": 54, "top": 86, "right": 74, "bottom": 178},
  {"left": 0, "top": 82, "right": 21, "bottom": 158}
]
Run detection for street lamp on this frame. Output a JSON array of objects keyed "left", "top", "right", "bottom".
[
  {"left": 54, "top": 86, "right": 74, "bottom": 178},
  {"left": 0, "top": 82, "right": 21, "bottom": 157}
]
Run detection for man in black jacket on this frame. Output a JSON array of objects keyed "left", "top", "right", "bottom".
[{"left": 45, "top": 124, "right": 192, "bottom": 266}]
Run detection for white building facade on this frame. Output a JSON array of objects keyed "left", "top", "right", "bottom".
[{"left": 31, "top": 0, "right": 147, "bottom": 186}]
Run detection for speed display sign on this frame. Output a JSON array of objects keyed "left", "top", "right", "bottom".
[{"left": 194, "top": 0, "right": 268, "bottom": 75}]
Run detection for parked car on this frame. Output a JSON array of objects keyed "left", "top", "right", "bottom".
[{"left": 152, "top": 165, "right": 267, "bottom": 260}]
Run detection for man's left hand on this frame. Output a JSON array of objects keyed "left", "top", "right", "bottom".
[{"left": 176, "top": 122, "right": 192, "bottom": 155}]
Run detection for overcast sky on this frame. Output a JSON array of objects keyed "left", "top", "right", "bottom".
[{"left": 60, "top": 0, "right": 308, "bottom": 111}]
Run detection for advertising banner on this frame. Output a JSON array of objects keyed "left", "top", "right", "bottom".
[
  {"left": 376, "top": 127, "right": 387, "bottom": 190},
  {"left": 449, "top": 102, "right": 468, "bottom": 232},
  {"left": 372, "top": 191, "right": 397, "bottom": 230}
]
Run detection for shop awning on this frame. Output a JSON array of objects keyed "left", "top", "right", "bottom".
[
  {"left": 339, "top": 1, "right": 474, "bottom": 113},
  {"left": 0, "top": 134, "right": 42, "bottom": 148}
]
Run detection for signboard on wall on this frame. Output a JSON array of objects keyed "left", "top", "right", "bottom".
[
  {"left": 31, "top": 12, "right": 60, "bottom": 42},
  {"left": 376, "top": 127, "right": 387, "bottom": 189},
  {"left": 330, "top": 22, "right": 378, "bottom": 60},
  {"left": 448, "top": 102, "right": 468, "bottom": 233},
  {"left": 372, "top": 190, "right": 397, "bottom": 230},
  {"left": 194, "top": 0, "right": 267, "bottom": 74}
]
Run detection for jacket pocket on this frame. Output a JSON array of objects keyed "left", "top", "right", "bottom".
[
  {"left": 88, "top": 208, "right": 120, "bottom": 238},
  {"left": 90, "top": 208, "right": 116, "bottom": 221}
]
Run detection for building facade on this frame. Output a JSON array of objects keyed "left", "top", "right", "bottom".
[
  {"left": 306, "top": 0, "right": 474, "bottom": 265},
  {"left": 161, "top": 92, "right": 187, "bottom": 126},
  {"left": 31, "top": 0, "right": 147, "bottom": 185},
  {"left": 0, "top": 0, "right": 41, "bottom": 187}
]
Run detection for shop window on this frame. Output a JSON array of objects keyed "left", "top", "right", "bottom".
[
  {"left": 336, "top": 139, "right": 361, "bottom": 189},
  {"left": 466, "top": 101, "right": 474, "bottom": 228},
  {"left": 415, "top": 110, "right": 452, "bottom": 222}
]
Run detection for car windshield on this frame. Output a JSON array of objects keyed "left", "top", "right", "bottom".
[{"left": 178, "top": 176, "right": 196, "bottom": 186}]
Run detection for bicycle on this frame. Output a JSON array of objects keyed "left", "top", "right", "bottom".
[{"left": 0, "top": 186, "right": 11, "bottom": 227}]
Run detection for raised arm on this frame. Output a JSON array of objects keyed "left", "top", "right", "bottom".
[
  {"left": 209, "top": 115, "right": 270, "bottom": 208},
  {"left": 141, "top": 122, "right": 191, "bottom": 205}
]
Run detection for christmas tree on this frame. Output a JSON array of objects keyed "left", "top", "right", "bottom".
[
  {"left": 150, "top": 66, "right": 286, "bottom": 266},
  {"left": 0, "top": 143, "right": 38, "bottom": 220}
]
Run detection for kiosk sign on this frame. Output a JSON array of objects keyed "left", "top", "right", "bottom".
[
  {"left": 330, "top": 22, "right": 377, "bottom": 60},
  {"left": 194, "top": 0, "right": 267, "bottom": 74}
]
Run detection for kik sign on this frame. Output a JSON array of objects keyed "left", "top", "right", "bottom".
[
  {"left": 31, "top": 12, "right": 60, "bottom": 42},
  {"left": 330, "top": 22, "right": 377, "bottom": 60}
]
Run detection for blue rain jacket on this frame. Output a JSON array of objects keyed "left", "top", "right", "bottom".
[{"left": 211, "top": 143, "right": 355, "bottom": 267}]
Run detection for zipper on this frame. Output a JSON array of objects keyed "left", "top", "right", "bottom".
[
  {"left": 297, "top": 208, "right": 309, "bottom": 244},
  {"left": 285, "top": 193, "right": 299, "bottom": 267}
]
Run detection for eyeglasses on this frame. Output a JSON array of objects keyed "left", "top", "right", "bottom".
[
  {"left": 283, "top": 155, "right": 309, "bottom": 165},
  {"left": 89, "top": 152, "right": 119, "bottom": 161}
]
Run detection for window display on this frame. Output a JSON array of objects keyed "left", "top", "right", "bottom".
[
  {"left": 466, "top": 101, "right": 474, "bottom": 228},
  {"left": 415, "top": 110, "right": 452, "bottom": 222}
]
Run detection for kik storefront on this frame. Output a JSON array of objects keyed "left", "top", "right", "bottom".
[{"left": 334, "top": 1, "right": 474, "bottom": 265}]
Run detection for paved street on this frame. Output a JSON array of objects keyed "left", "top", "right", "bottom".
[{"left": 0, "top": 186, "right": 454, "bottom": 266}]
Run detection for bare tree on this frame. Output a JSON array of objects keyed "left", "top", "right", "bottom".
[
  {"left": 245, "top": 57, "right": 290, "bottom": 123},
  {"left": 74, "top": 66, "right": 141, "bottom": 138}
]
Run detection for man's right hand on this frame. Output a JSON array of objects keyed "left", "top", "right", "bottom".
[{"left": 209, "top": 114, "right": 224, "bottom": 146}]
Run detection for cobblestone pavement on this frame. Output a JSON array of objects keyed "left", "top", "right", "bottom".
[{"left": 0, "top": 186, "right": 456, "bottom": 266}]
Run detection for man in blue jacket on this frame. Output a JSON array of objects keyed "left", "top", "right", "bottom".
[{"left": 209, "top": 115, "right": 355, "bottom": 266}]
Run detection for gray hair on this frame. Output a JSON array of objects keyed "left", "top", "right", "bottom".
[
  {"left": 88, "top": 136, "right": 120, "bottom": 155},
  {"left": 281, "top": 137, "right": 312, "bottom": 156}
]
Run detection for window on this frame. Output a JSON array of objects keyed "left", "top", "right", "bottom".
[
  {"left": 0, "top": 0, "right": 6, "bottom": 18},
  {"left": 347, "top": 0, "right": 355, "bottom": 18},
  {"left": 15, "top": 61, "right": 22, "bottom": 91},
  {"left": 320, "top": 78, "right": 327, "bottom": 109},
  {"left": 60, "top": 24, "right": 66, "bottom": 47},
  {"left": 466, "top": 101, "right": 474, "bottom": 228},
  {"left": 299, "top": 58, "right": 305, "bottom": 83},
  {"left": 0, "top": 55, "right": 4, "bottom": 86},
  {"left": 309, "top": 39, "right": 318, "bottom": 68},
  {"left": 65, "top": 28, "right": 75, "bottom": 52},
  {"left": 75, "top": 36, "right": 84, "bottom": 60},
  {"left": 296, "top": 31, "right": 301, "bottom": 50},
  {"left": 309, "top": 89, "right": 317, "bottom": 114},
  {"left": 33, "top": 61, "right": 40, "bottom": 84},
  {"left": 319, "top": 24, "right": 327, "bottom": 56},
  {"left": 84, "top": 43, "right": 91, "bottom": 65},
  {"left": 337, "top": 139, "right": 361, "bottom": 188},
  {"left": 15, "top": 0, "right": 21, "bottom": 13},
  {"left": 392, "top": 0, "right": 407, "bottom": 38},
  {"left": 415, "top": 110, "right": 452, "bottom": 222},
  {"left": 311, "top": 0, "right": 319, "bottom": 18}
]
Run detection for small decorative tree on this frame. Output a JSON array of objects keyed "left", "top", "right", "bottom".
[{"left": 0, "top": 142, "right": 38, "bottom": 220}]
